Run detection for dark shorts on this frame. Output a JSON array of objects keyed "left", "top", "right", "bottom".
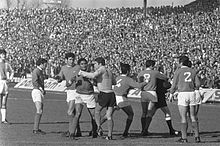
[
  {"left": 97, "top": 91, "right": 116, "bottom": 108},
  {"left": 155, "top": 92, "right": 167, "bottom": 109}
]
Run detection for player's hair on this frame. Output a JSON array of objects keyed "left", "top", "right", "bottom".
[
  {"left": 179, "top": 56, "right": 189, "bottom": 66},
  {"left": 120, "top": 62, "right": 130, "bottom": 74},
  {"left": 95, "top": 57, "right": 105, "bottom": 65},
  {"left": 0, "top": 49, "right": 7, "bottom": 55},
  {"left": 65, "top": 53, "right": 75, "bottom": 60},
  {"left": 145, "top": 60, "right": 155, "bottom": 68},
  {"left": 36, "top": 58, "right": 47, "bottom": 66},
  {"left": 77, "top": 58, "right": 88, "bottom": 65},
  {"left": 188, "top": 60, "right": 192, "bottom": 68}
]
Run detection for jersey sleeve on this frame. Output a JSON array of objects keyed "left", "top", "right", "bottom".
[
  {"left": 194, "top": 73, "right": 201, "bottom": 90},
  {"left": 169, "top": 70, "right": 179, "bottom": 94},
  {"left": 128, "top": 78, "right": 147, "bottom": 89},
  {"left": 80, "top": 66, "right": 104, "bottom": 79}
]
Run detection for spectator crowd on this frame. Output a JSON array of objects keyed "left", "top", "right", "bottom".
[{"left": 0, "top": 0, "right": 220, "bottom": 88}]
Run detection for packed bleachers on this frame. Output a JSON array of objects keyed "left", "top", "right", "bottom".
[{"left": 0, "top": 0, "right": 220, "bottom": 88}]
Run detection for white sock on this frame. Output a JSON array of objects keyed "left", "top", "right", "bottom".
[{"left": 1, "top": 109, "right": 6, "bottom": 122}]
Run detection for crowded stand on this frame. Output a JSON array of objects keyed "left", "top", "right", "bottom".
[{"left": 0, "top": 0, "right": 220, "bottom": 88}]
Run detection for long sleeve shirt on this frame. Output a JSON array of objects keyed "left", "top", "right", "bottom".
[{"left": 32, "top": 67, "right": 44, "bottom": 90}]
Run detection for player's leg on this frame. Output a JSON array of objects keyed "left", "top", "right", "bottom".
[
  {"left": 1, "top": 93, "right": 9, "bottom": 124},
  {"left": 33, "top": 101, "right": 45, "bottom": 134},
  {"left": 105, "top": 92, "right": 116, "bottom": 140},
  {"left": 189, "top": 105, "right": 201, "bottom": 143},
  {"left": 70, "top": 103, "right": 83, "bottom": 138},
  {"left": 140, "top": 101, "right": 148, "bottom": 134},
  {"left": 87, "top": 107, "right": 98, "bottom": 138},
  {"left": 105, "top": 106, "right": 114, "bottom": 139},
  {"left": 66, "top": 100, "right": 75, "bottom": 137},
  {"left": 160, "top": 106, "right": 179, "bottom": 135},
  {"left": 95, "top": 102, "right": 104, "bottom": 136},
  {"left": 143, "top": 101, "right": 157, "bottom": 135},
  {"left": 121, "top": 105, "right": 134, "bottom": 137},
  {"left": 0, "top": 81, "right": 9, "bottom": 124},
  {"left": 177, "top": 105, "right": 188, "bottom": 142}
]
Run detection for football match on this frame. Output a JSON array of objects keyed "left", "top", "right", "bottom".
[{"left": 0, "top": 0, "right": 220, "bottom": 146}]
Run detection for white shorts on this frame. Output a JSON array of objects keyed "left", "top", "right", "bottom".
[
  {"left": 75, "top": 93, "right": 96, "bottom": 109},
  {"left": 32, "top": 89, "right": 44, "bottom": 103},
  {"left": 177, "top": 92, "right": 197, "bottom": 106},
  {"left": 116, "top": 95, "right": 131, "bottom": 108},
  {"left": 66, "top": 90, "right": 77, "bottom": 103},
  {"left": 0, "top": 80, "right": 8, "bottom": 95}
]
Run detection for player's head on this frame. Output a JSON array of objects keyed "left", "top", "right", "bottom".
[
  {"left": 94, "top": 57, "right": 105, "bottom": 70},
  {"left": 179, "top": 56, "right": 189, "bottom": 66},
  {"left": 65, "top": 53, "right": 75, "bottom": 66},
  {"left": 145, "top": 60, "right": 155, "bottom": 68},
  {"left": 0, "top": 49, "right": 7, "bottom": 60},
  {"left": 77, "top": 58, "right": 88, "bottom": 71},
  {"left": 36, "top": 58, "right": 47, "bottom": 69},
  {"left": 120, "top": 62, "right": 130, "bottom": 75}
]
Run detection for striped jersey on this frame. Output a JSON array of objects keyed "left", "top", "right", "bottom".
[
  {"left": 170, "top": 66, "right": 201, "bottom": 94},
  {"left": 58, "top": 65, "right": 80, "bottom": 90},
  {"left": 137, "top": 69, "right": 167, "bottom": 91},
  {"left": 113, "top": 75, "right": 147, "bottom": 97}
]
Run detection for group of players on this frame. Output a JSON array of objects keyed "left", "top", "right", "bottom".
[{"left": 0, "top": 49, "right": 202, "bottom": 143}]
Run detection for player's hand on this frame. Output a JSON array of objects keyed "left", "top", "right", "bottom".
[
  {"left": 78, "top": 70, "right": 82, "bottom": 76},
  {"left": 42, "top": 90, "right": 46, "bottom": 95}
]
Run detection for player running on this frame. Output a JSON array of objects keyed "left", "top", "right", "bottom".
[
  {"left": 79, "top": 57, "right": 116, "bottom": 140},
  {"left": 31, "top": 58, "right": 47, "bottom": 134},
  {"left": 137, "top": 60, "right": 168, "bottom": 136},
  {"left": 169, "top": 56, "right": 201, "bottom": 143},
  {"left": 0, "top": 49, "right": 14, "bottom": 124}
]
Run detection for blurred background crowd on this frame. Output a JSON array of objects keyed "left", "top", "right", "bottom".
[{"left": 0, "top": 0, "right": 220, "bottom": 88}]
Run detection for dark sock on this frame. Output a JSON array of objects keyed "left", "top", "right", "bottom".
[
  {"left": 141, "top": 117, "right": 146, "bottom": 132},
  {"left": 166, "top": 119, "right": 175, "bottom": 132},
  {"left": 144, "top": 117, "right": 152, "bottom": 132},
  {"left": 34, "top": 113, "right": 42, "bottom": 130},
  {"left": 192, "top": 121, "right": 199, "bottom": 137},
  {"left": 92, "top": 119, "right": 98, "bottom": 133},
  {"left": 123, "top": 119, "right": 133, "bottom": 134},
  {"left": 181, "top": 123, "right": 187, "bottom": 139},
  {"left": 76, "top": 122, "right": 81, "bottom": 134}
]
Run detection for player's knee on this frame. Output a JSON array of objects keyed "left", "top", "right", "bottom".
[
  {"left": 67, "top": 110, "right": 74, "bottom": 116},
  {"left": 1, "top": 105, "right": 6, "bottom": 109},
  {"left": 165, "top": 114, "right": 171, "bottom": 121},
  {"left": 128, "top": 113, "right": 134, "bottom": 120},
  {"left": 36, "top": 109, "right": 43, "bottom": 114},
  {"left": 106, "top": 116, "right": 112, "bottom": 120}
]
